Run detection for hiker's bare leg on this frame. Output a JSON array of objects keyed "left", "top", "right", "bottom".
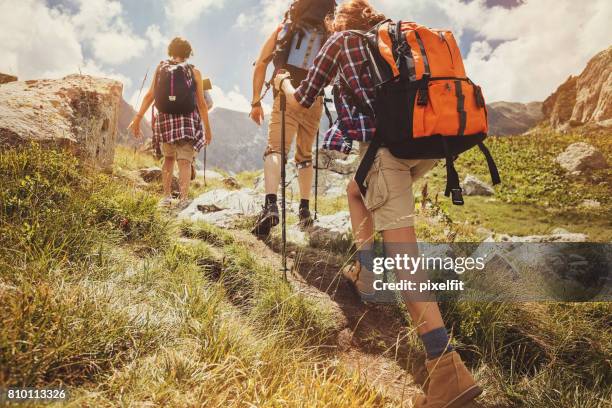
[
  {"left": 346, "top": 180, "right": 376, "bottom": 292},
  {"left": 177, "top": 159, "right": 191, "bottom": 200},
  {"left": 297, "top": 165, "right": 313, "bottom": 200},
  {"left": 162, "top": 157, "right": 175, "bottom": 197},
  {"left": 347, "top": 180, "right": 374, "bottom": 248},
  {"left": 382, "top": 227, "right": 445, "bottom": 335},
  {"left": 264, "top": 153, "right": 282, "bottom": 194}
]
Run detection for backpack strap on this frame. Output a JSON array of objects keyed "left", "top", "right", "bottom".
[
  {"left": 354, "top": 138, "right": 382, "bottom": 196},
  {"left": 442, "top": 138, "right": 464, "bottom": 206},
  {"left": 477, "top": 142, "right": 501, "bottom": 186}
]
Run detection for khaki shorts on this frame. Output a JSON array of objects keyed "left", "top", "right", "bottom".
[
  {"left": 360, "top": 143, "right": 437, "bottom": 231},
  {"left": 161, "top": 139, "right": 196, "bottom": 163},
  {"left": 265, "top": 95, "right": 323, "bottom": 166}
]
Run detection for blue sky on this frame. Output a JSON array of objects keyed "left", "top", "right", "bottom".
[{"left": 1, "top": 0, "right": 611, "bottom": 111}]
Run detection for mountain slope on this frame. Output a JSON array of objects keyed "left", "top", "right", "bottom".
[
  {"left": 205, "top": 107, "right": 269, "bottom": 173},
  {"left": 117, "top": 98, "right": 152, "bottom": 144},
  {"left": 487, "top": 101, "right": 544, "bottom": 135},
  {"left": 543, "top": 46, "right": 612, "bottom": 131}
]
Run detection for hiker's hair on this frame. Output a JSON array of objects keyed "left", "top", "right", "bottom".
[
  {"left": 326, "top": 0, "right": 386, "bottom": 32},
  {"left": 286, "top": 0, "right": 334, "bottom": 27},
  {"left": 168, "top": 37, "right": 193, "bottom": 59}
]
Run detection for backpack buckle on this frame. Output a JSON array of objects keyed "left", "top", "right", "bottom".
[
  {"left": 451, "top": 188, "right": 464, "bottom": 206},
  {"left": 417, "top": 88, "right": 429, "bottom": 106},
  {"left": 396, "top": 42, "right": 410, "bottom": 57}
]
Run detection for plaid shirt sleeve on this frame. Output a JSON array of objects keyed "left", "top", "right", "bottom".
[{"left": 294, "top": 32, "right": 343, "bottom": 108}]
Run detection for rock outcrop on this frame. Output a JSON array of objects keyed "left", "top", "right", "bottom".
[
  {"left": 485, "top": 232, "right": 589, "bottom": 243},
  {"left": 178, "top": 188, "right": 261, "bottom": 228},
  {"left": 288, "top": 211, "right": 353, "bottom": 251},
  {"left": 462, "top": 175, "right": 494, "bottom": 196},
  {"left": 0, "top": 73, "right": 17, "bottom": 85},
  {"left": 486, "top": 101, "right": 544, "bottom": 135},
  {"left": 139, "top": 167, "right": 180, "bottom": 193},
  {"left": 253, "top": 156, "right": 352, "bottom": 199},
  {"left": 543, "top": 47, "right": 612, "bottom": 131},
  {"left": 555, "top": 142, "right": 608, "bottom": 174},
  {"left": 316, "top": 149, "right": 360, "bottom": 175},
  {"left": 0, "top": 74, "right": 123, "bottom": 169}
]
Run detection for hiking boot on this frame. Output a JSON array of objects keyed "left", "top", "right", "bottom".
[
  {"left": 413, "top": 351, "right": 482, "bottom": 408},
  {"left": 298, "top": 207, "right": 314, "bottom": 229},
  {"left": 252, "top": 202, "right": 280, "bottom": 236}
]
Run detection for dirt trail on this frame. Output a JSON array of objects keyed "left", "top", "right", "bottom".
[{"left": 223, "top": 230, "right": 428, "bottom": 406}]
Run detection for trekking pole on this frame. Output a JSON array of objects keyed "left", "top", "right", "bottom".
[
  {"left": 202, "top": 145, "right": 207, "bottom": 186},
  {"left": 316, "top": 93, "right": 334, "bottom": 221},
  {"left": 314, "top": 130, "right": 319, "bottom": 221},
  {"left": 133, "top": 68, "right": 149, "bottom": 153},
  {"left": 280, "top": 89, "right": 288, "bottom": 281}
]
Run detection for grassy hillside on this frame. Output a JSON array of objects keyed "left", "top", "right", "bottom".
[
  {"left": 425, "top": 128, "right": 612, "bottom": 241},
  {"left": 0, "top": 144, "right": 384, "bottom": 406},
  {"left": 1, "top": 144, "right": 610, "bottom": 407}
]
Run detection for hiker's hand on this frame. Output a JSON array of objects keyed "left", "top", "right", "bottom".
[
  {"left": 128, "top": 116, "right": 143, "bottom": 139},
  {"left": 204, "top": 128, "right": 212, "bottom": 145},
  {"left": 250, "top": 105, "right": 264, "bottom": 126},
  {"left": 274, "top": 71, "right": 291, "bottom": 91}
]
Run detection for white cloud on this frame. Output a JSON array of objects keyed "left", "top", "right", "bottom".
[
  {"left": 208, "top": 85, "right": 272, "bottom": 113},
  {"left": 146, "top": 24, "right": 169, "bottom": 50},
  {"left": 0, "top": 0, "right": 83, "bottom": 78},
  {"left": 91, "top": 31, "right": 147, "bottom": 65},
  {"left": 0, "top": 0, "right": 134, "bottom": 87},
  {"left": 69, "top": 0, "right": 147, "bottom": 66},
  {"left": 234, "top": 0, "right": 287, "bottom": 34},
  {"left": 165, "top": 0, "right": 226, "bottom": 26},
  {"left": 377, "top": 0, "right": 612, "bottom": 102},
  {"left": 209, "top": 85, "right": 252, "bottom": 112},
  {"left": 234, "top": 12, "right": 251, "bottom": 29}
]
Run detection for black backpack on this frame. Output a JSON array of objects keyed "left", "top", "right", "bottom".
[
  {"left": 272, "top": 0, "right": 335, "bottom": 82},
  {"left": 154, "top": 61, "right": 196, "bottom": 114}
]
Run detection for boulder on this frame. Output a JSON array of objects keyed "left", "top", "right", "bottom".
[
  {"left": 316, "top": 149, "right": 360, "bottom": 175},
  {"left": 253, "top": 166, "right": 350, "bottom": 199},
  {"left": 299, "top": 211, "right": 353, "bottom": 252},
  {"left": 139, "top": 167, "right": 179, "bottom": 192},
  {"left": 462, "top": 175, "right": 494, "bottom": 196},
  {"left": 556, "top": 142, "right": 608, "bottom": 173},
  {"left": 178, "top": 188, "right": 261, "bottom": 228},
  {"left": 469, "top": 241, "right": 609, "bottom": 301},
  {"left": 579, "top": 199, "right": 602, "bottom": 209},
  {"left": 222, "top": 176, "right": 241, "bottom": 189},
  {"left": 194, "top": 169, "right": 224, "bottom": 180},
  {"left": 0, "top": 74, "right": 122, "bottom": 169},
  {"left": 0, "top": 73, "right": 18, "bottom": 85}
]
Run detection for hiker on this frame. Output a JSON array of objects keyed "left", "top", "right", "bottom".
[
  {"left": 128, "top": 37, "right": 212, "bottom": 208},
  {"left": 273, "top": 1, "right": 483, "bottom": 407},
  {"left": 249, "top": 0, "right": 336, "bottom": 235}
]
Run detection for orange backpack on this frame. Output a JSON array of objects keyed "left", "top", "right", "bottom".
[{"left": 351, "top": 20, "right": 500, "bottom": 205}]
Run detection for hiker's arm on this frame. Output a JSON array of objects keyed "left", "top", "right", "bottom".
[
  {"left": 128, "top": 69, "right": 158, "bottom": 139},
  {"left": 250, "top": 28, "right": 278, "bottom": 125},
  {"left": 194, "top": 68, "right": 212, "bottom": 145}
]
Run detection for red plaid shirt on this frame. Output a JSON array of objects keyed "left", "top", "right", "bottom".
[
  {"left": 153, "top": 61, "right": 205, "bottom": 151},
  {"left": 294, "top": 32, "right": 376, "bottom": 154}
]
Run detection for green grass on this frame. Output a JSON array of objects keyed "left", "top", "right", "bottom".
[
  {"left": 425, "top": 128, "right": 612, "bottom": 241},
  {"left": 0, "top": 144, "right": 387, "bottom": 407},
  {"left": 2, "top": 143, "right": 610, "bottom": 407}
]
